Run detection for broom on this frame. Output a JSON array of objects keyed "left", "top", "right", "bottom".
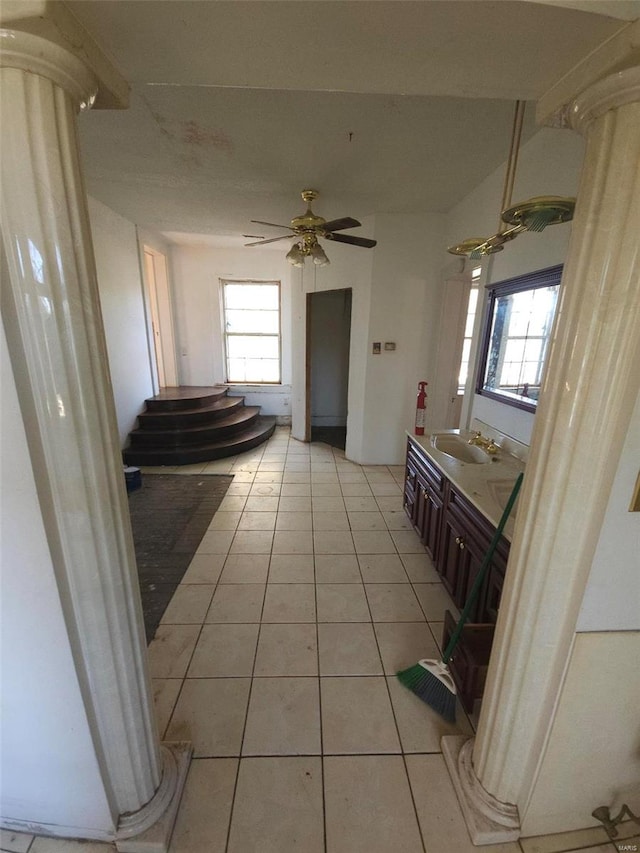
[{"left": 397, "top": 472, "right": 523, "bottom": 723}]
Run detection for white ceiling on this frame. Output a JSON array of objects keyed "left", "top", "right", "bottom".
[{"left": 68, "top": 0, "right": 638, "bottom": 245}]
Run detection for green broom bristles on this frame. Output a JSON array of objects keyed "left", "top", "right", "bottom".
[{"left": 397, "top": 658, "right": 457, "bottom": 723}]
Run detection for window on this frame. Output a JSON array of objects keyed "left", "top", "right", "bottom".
[
  {"left": 221, "top": 280, "right": 281, "bottom": 383},
  {"left": 476, "top": 265, "right": 562, "bottom": 413},
  {"left": 457, "top": 265, "right": 482, "bottom": 394}
]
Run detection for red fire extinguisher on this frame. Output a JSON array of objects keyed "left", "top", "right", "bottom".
[{"left": 415, "top": 381, "right": 428, "bottom": 435}]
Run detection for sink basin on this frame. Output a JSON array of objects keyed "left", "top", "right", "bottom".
[{"left": 431, "top": 434, "right": 492, "bottom": 464}]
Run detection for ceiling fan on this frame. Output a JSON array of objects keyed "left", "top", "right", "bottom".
[{"left": 245, "top": 189, "right": 377, "bottom": 267}]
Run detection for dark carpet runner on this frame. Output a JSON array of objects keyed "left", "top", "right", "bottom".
[{"left": 128, "top": 473, "right": 232, "bottom": 642}]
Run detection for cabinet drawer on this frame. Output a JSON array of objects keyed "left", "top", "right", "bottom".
[{"left": 407, "top": 439, "right": 445, "bottom": 494}]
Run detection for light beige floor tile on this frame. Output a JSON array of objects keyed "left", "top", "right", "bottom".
[
  {"left": 343, "top": 495, "right": 379, "bottom": 512},
  {"left": 519, "top": 826, "right": 612, "bottom": 853},
  {"left": 258, "top": 462, "right": 285, "bottom": 472},
  {"left": 370, "top": 482, "right": 402, "bottom": 496},
  {"left": 262, "top": 584, "right": 316, "bottom": 622},
  {"left": 314, "top": 554, "right": 362, "bottom": 583},
  {"left": 382, "top": 509, "right": 414, "bottom": 530},
  {"left": 375, "top": 495, "right": 404, "bottom": 511},
  {"left": 352, "top": 530, "right": 397, "bottom": 554},
  {"left": 252, "top": 472, "right": 282, "bottom": 485},
  {"left": 282, "top": 472, "right": 311, "bottom": 484},
  {"left": 321, "top": 677, "right": 400, "bottom": 754},
  {"left": 237, "top": 511, "right": 277, "bottom": 531},
  {"left": 243, "top": 677, "right": 321, "bottom": 755},
  {"left": 219, "top": 553, "right": 270, "bottom": 584},
  {"left": 280, "top": 483, "right": 311, "bottom": 497},
  {"left": 205, "top": 584, "right": 265, "bottom": 623},
  {"left": 227, "top": 757, "right": 324, "bottom": 853},
  {"left": 339, "top": 482, "right": 373, "bottom": 496},
  {"left": 181, "top": 553, "right": 225, "bottom": 584},
  {"left": 29, "top": 840, "right": 114, "bottom": 852},
  {"left": 338, "top": 472, "right": 368, "bottom": 484},
  {"left": 229, "top": 530, "right": 274, "bottom": 554},
  {"left": 172, "top": 463, "right": 208, "bottom": 475},
  {"left": 147, "top": 624, "right": 201, "bottom": 678},
  {"left": 166, "top": 678, "right": 250, "bottom": 757},
  {"left": 275, "top": 511, "right": 313, "bottom": 531},
  {"left": 152, "top": 678, "right": 182, "bottom": 738},
  {"left": 278, "top": 496, "right": 312, "bottom": 512},
  {"left": 324, "top": 755, "right": 424, "bottom": 853},
  {"left": 316, "top": 584, "right": 370, "bottom": 622},
  {"left": 310, "top": 471, "right": 339, "bottom": 483},
  {"left": 254, "top": 623, "right": 318, "bottom": 676},
  {"left": 272, "top": 530, "right": 314, "bottom": 554},
  {"left": 188, "top": 624, "right": 259, "bottom": 677},
  {"left": 312, "top": 496, "right": 346, "bottom": 512},
  {"left": 358, "top": 554, "right": 408, "bottom": 583},
  {"left": 229, "top": 471, "right": 254, "bottom": 483},
  {"left": 413, "top": 582, "right": 458, "bottom": 621},
  {"left": 284, "top": 462, "right": 310, "bottom": 472},
  {"left": 311, "top": 482, "right": 341, "bottom": 496},
  {"left": 217, "top": 495, "right": 248, "bottom": 512},
  {"left": 312, "top": 511, "right": 350, "bottom": 531},
  {"left": 313, "top": 531, "right": 355, "bottom": 554},
  {"left": 168, "top": 758, "right": 238, "bottom": 853},
  {"left": 243, "top": 496, "right": 280, "bottom": 513},
  {"left": 196, "top": 530, "right": 234, "bottom": 555},
  {"left": 387, "top": 675, "right": 472, "bottom": 751},
  {"left": 365, "top": 584, "right": 425, "bottom": 621},
  {"left": 374, "top": 622, "right": 440, "bottom": 674},
  {"left": 261, "top": 453, "right": 286, "bottom": 462},
  {"left": 406, "top": 753, "right": 521, "bottom": 853},
  {"left": 348, "top": 511, "right": 387, "bottom": 531},
  {"left": 429, "top": 621, "right": 445, "bottom": 651},
  {"left": 249, "top": 481, "right": 281, "bottom": 496},
  {"left": 0, "top": 830, "right": 34, "bottom": 853},
  {"left": 390, "top": 529, "right": 425, "bottom": 553},
  {"left": 318, "top": 623, "right": 383, "bottom": 675},
  {"left": 225, "top": 481, "right": 252, "bottom": 496},
  {"left": 161, "top": 584, "right": 214, "bottom": 624},
  {"left": 268, "top": 554, "right": 315, "bottom": 583},
  {"left": 207, "top": 511, "right": 241, "bottom": 531},
  {"left": 401, "top": 552, "right": 440, "bottom": 583}
]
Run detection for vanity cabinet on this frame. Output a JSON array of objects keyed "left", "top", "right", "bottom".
[{"left": 404, "top": 437, "right": 510, "bottom": 624}]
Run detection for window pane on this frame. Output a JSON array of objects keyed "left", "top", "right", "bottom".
[
  {"left": 224, "top": 283, "right": 278, "bottom": 310},
  {"left": 225, "top": 309, "right": 279, "bottom": 334},
  {"left": 227, "top": 335, "right": 279, "bottom": 359}
]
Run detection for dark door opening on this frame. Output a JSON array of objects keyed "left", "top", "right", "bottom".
[{"left": 306, "top": 288, "right": 352, "bottom": 450}]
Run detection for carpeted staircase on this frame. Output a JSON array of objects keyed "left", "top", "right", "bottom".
[{"left": 123, "top": 385, "right": 276, "bottom": 466}]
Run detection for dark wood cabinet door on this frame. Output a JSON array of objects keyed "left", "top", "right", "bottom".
[{"left": 438, "top": 509, "right": 468, "bottom": 600}]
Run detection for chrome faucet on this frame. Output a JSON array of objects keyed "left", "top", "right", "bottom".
[{"left": 468, "top": 431, "right": 499, "bottom": 454}]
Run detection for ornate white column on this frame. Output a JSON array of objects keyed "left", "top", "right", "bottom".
[
  {"left": 0, "top": 29, "right": 190, "bottom": 851},
  {"left": 442, "top": 64, "right": 640, "bottom": 843}
]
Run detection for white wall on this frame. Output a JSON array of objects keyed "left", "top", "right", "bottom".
[
  {"left": 169, "top": 244, "right": 293, "bottom": 416},
  {"left": 0, "top": 325, "right": 113, "bottom": 839},
  {"left": 88, "top": 197, "right": 154, "bottom": 445}
]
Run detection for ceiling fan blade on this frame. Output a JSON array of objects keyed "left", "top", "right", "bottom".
[
  {"left": 245, "top": 235, "right": 293, "bottom": 247},
  {"left": 251, "top": 219, "right": 294, "bottom": 230},
  {"left": 326, "top": 233, "right": 377, "bottom": 248},
  {"left": 322, "top": 216, "right": 362, "bottom": 232}
]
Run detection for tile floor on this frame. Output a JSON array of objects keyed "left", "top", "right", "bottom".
[{"left": 3, "top": 428, "right": 633, "bottom": 853}]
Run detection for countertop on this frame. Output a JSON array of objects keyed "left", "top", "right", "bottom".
[{"left": 407, "top": 429, "right": 525, "bottom": 541}]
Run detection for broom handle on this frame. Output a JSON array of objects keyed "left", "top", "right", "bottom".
[{"left": 442, "top": 473, "right": 523, "bottom": 664}]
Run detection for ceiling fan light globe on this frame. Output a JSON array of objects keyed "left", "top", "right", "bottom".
[
  {"left": 286, "top": 243, "right": 306, "bottom": 266},
  {"left": 310, "top": 242, "right": 330, "bottom": 266}
]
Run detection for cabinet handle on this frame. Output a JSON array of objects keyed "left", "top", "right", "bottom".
[
  {"left": 422, "top": 489, "right": 428, "bottom": 499},
  {"left": 455, "top": 536, "right": 465, "bottom": 550}
]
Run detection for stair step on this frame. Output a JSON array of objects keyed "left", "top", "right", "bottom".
[
  {"left": 129, "top": 407, "right": 261, "bottom": 447},
  {"left": 137, "top": 396, "right": 245, "bottom": 429},
  {"left": 123, "top": 417, "right": 277, "bottom": 466},
  {"left": 144, "top": 385, "right": 228, "bottom": 412}
]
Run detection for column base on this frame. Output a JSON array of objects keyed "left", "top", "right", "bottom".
[
  {"left": 115, "top": 742, "right": 192, "bottom": 853},
  {"left": 442, "top": 736, "right": 520, "bottom": 845}
]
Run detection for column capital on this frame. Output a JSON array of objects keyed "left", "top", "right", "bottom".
[
  {"left": 0, "top": 28, "right": 97, "bottom": 109},
  {"left": 569, "top": 64, "right": 640, "bottom": 133}
]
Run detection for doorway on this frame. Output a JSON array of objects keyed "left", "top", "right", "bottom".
[
  {"left": 306, "top": 288, "right": 352, "bottom": 449},
  {"left": 142, "top": 246, "right": 178, "bottom": 391}
]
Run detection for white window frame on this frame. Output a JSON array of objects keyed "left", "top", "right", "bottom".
[{"left": 221, "top": 279, "right": 282, "bottom": 384}]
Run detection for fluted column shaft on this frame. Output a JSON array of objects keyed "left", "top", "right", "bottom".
[
  {"left": 473, "top": 66, "right": 640, "bottom": 810},
  {"left": 0, "top": 30, "right": 161, "bottom": 817}
]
